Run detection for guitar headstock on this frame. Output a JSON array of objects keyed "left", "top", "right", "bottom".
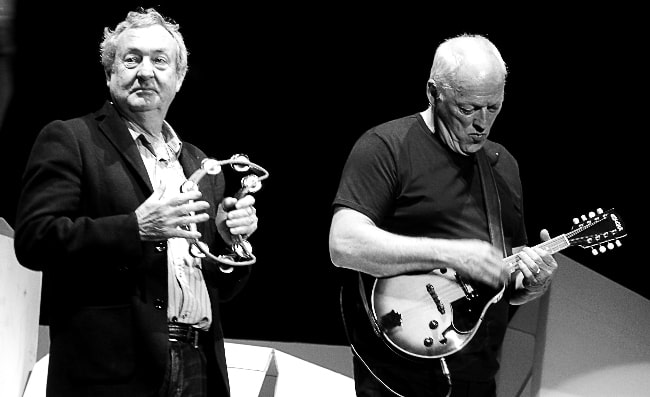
[{"left": 567, "top": 208, "right": 626, "bottom": 255}]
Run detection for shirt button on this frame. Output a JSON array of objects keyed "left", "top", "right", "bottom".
[
  {"left": 154, "top": 242, "right": 167, "bottom": 252},
  {"left": 154, "top": 299, "right": 165, "bottom": 310}
]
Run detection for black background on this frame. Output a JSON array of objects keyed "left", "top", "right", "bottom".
[{"left": 1, "top": 2, "right": 645, "bottom": 345}]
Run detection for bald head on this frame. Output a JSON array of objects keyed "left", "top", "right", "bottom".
[{"left": 429, "top": 35, "right": 507, "bottom": 91}]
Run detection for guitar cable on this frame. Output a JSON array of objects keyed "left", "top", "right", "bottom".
[
  {"left": 440, "top": 357, "right": 452, "bottom": 397},
  {"left": 349, "top": 342, "right": 453, "bottom": 397},
  {"left": 340, "top": 287, "right": 405, "bottom": 396},
  {"left": 349, "top": 343, "right": 406, "bottom": 397}
]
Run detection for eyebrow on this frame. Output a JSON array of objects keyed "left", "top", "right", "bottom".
[{"left": 122, "top": 46, "right": 173, "bottom": 55}]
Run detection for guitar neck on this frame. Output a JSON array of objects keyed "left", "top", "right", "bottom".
[{"left": 504, "top": 234, "right": 570, "bottom": 266}]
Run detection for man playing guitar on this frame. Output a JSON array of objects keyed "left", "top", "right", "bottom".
[{"left": 329, "top": 34, "right": 558, "bottom": 397}]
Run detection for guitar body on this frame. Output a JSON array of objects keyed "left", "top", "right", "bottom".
[{"left": 372, "top": 270, "right": 504, "bottom": 359}]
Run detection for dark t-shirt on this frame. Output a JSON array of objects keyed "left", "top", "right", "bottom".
[{"left": 333, "top": 113, "right": 527, "bottom": 382}]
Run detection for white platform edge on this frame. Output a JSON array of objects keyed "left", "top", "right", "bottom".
[{"left": 23, "top": 342, "right": 356, "bottom": 397}]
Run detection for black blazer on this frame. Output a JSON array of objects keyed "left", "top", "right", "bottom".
[{"left": 14, "top": 101, "right": 250, "bottom": 396}]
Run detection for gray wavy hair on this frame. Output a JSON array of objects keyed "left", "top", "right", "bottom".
[{"left": 99, "top": 8, "right": 189, "bottom": 83}]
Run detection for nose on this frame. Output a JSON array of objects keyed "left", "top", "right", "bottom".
[
  {"left": 473, "top": 108, "right": 488, "bottom": 132},
  {"left": 137, "top": 58, "right": 155, "bottom": 79}
]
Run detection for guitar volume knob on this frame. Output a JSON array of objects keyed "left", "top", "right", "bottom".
[{"left": 424, "top": 337, "right": 434, "bottom": 347}]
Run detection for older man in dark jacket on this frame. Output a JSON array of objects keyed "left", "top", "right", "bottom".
[{"left": 14, "top": 8, "right": 259, "bottom": 397}]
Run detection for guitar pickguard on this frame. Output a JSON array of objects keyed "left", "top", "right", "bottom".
[{"left": 372, "top": 269, "right": 504, "bottom": 359}]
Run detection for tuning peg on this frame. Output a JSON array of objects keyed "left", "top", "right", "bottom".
[
  {"left": 616, "top": 240, "right": 622, "bottom": 247},
  {"left": 597, "top": 208, "right": 604, "bottom": 214},
  {"left": 607, "top": 242, "right": 615, "bottom": 250},
  {"left": 589, "top": 211, "right": 596, "bottom": 218},
  {"left": 573, "top": 217, "right": 580, "bottom": 225},
  {"left": 581, "top": 215, "right": 588, "bottom": 222},
  {"left": 599, "top": 245, "right": 607, "bottom": 254},
  {"left": 592, "top": 248, "right": 599, "bottom": 255}
]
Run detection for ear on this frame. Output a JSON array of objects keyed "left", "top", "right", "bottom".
[{"left": 426, "top": 79, "right": 438, "bottom": 104}]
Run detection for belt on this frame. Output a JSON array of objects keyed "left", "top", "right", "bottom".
[{"left": 168, "top": 323, "right": 205, "bottom": 349}]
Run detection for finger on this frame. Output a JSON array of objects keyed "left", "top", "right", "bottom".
[
  {"left": 234, "top": 195, "right": 256, "bottom": 209},
  {"left": 229, "top": 223, "right": 257, "bottom": 237},
  {"left": 515, "top": 259, "right": 541, "bottom": 289},
  {"left": 226, "top": 213, "right": 257, "bottom": 227},
  {"left": 540, "top": 228, "right": 551, "bottom": 242},
  {"left": 221, "top": 197, "right": 238, "bottom": 211},
  {"left": 173, "top": 213, "right": 210, "bottom": 228},
  {"left": 176, "top": 201, "right": 210, "bottom": 216},
  {"left": 534, "top": 248, "right": 558, "bottom": 272},
  {"left": 519, "top": 248, "right": 543, "bottom": 275},
  {"left": 168, "top": 227, "right": 203, "bottom": 239},
  {"left": 226, "top": 207, "right": 256, "bottom": 220},
  {"left": 227, "top": 215, "right": 258, "bottom": 235},
  {"left": 167, "top": 190, "right": 203, "bottom": 206}
]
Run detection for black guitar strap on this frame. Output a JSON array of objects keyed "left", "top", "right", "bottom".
[
  {"left": 357, "top": 272, "right": 382, "bottom": 337},
  {"left": 476, "top": 148, "right": 507, "bottom": 257}
]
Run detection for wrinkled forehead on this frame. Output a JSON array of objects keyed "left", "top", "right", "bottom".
[
  {"left": 116, "top": 25, "right": 178, "bottom": 54},
  {"left": 451, "top": 61, "right": 505, "bottom": 99}
]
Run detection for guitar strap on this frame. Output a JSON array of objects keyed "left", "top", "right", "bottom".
[
  {"left": 357, "top": 271, "right": 383, "bottom": 337},
  {"left": 476, "top": 148, "right": 506, "bottom": 257}
]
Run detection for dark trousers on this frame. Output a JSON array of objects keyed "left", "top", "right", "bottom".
[
  {"left": 353, "top": 356, "right": 496, "bottom": 397},
  {"left": 157, "top": 342, "right": 208, "bottom": 397}
]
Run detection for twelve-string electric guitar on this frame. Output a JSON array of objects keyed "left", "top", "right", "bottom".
[{"left": 342, "top": 208, "right": 626, "bottom": 361}]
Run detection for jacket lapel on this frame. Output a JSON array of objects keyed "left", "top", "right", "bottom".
[{"left": 95, "top": 102, "right": 154, "bottom": 194}]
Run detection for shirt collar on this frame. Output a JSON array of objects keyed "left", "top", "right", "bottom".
[{"left": 125, "top": 118, "right": 183, "bottom": 156}]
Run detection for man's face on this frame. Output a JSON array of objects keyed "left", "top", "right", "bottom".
[
  {"left": 434, "top": 69, "right": 504, "bottom": 154},
  {"left": 107, "top": 24, "right": 182, "bottom": 117}
]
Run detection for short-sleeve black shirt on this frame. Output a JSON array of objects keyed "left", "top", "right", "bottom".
[{"left": 333, "top": 113, "right": 527, "bottom": 382}]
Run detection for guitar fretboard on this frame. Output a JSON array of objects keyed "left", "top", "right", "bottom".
[{"left": 505, "top": 234, "right": 570, "bottom": 268}]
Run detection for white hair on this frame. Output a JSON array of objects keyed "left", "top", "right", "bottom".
[{"left": 429, "top": 34, "right": 507, "bottom": 90}]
